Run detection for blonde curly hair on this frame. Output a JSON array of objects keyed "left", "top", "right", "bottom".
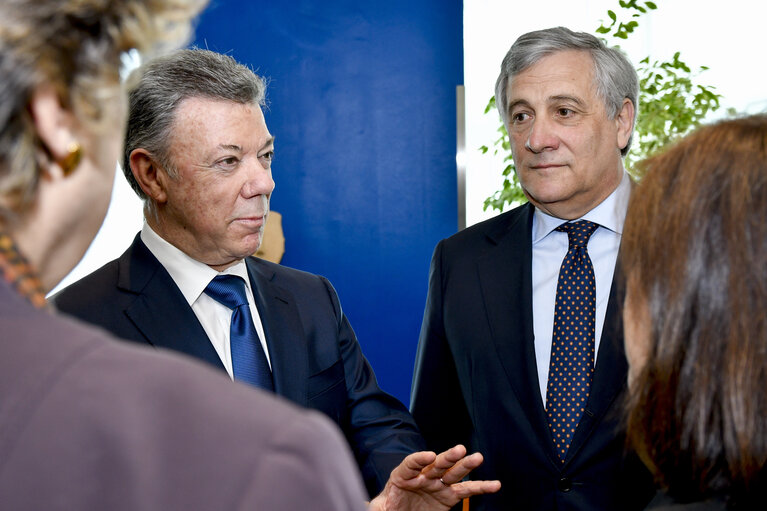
[{"left": 0, "top": 0, "right": 205, "bottom": 218}]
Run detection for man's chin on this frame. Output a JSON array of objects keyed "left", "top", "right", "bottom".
[{"left": 242, "top": 236, "right": 264, "bottom": 259}]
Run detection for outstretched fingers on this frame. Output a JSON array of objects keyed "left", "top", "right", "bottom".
[
  {"left": 422, "top": 445, "right": 487, "bottom": 485},
  {"left": 447, "top": 479, "right": 502, "bottom": 499},
  {"left": 393, "top": 450, "right": 438, "bottom": 482}
]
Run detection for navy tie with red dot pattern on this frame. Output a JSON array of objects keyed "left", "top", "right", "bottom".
[{"left": 545, "top": 220, "right": 599, "bottom": 462}]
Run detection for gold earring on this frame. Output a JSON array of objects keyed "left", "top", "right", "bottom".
[{"left": 57, "top": 142, "right": 82, "bottom": 176}]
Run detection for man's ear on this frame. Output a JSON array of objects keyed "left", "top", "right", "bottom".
[
  {"left": 28, "top": 85, "right": 79, "bottom": 177},
  {"left": 130, "top": 148, "right": 168, "bottom": 204},
  {"left": 615, "top": 98, "right": 635, "bottom": 152}
]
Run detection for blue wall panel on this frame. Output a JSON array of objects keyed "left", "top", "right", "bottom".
[{"left": 193, "top": 1, "right": 463, "bottom": 405}]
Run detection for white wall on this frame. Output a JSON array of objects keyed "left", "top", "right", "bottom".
[
  {"left": 464, "top": 0, "right": 767, "bottom": 227},
  {"left": 50, "top": 167, "right": 143, "bottom": 295}
]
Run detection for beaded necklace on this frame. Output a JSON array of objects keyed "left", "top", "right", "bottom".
[{"left": 0, "top": 231, "right": 47, "bottom": 308}]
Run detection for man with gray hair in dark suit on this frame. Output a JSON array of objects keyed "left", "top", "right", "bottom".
[
  {"left": 53, "top": 48, "right": 500, "bottom": 509},
  {"left": 412, "top": 27, "right": 655, "bottom": 510}
]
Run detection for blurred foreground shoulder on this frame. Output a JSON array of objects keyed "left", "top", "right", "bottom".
[{"left": 0, "top": 288, "right": 367, "bottom": 510}]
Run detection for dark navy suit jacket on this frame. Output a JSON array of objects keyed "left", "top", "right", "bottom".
[
  {"left": 53, "top": 234, "right": 425, "bottom": 497},
  {"left": 410, "top": 203, "right": 653, "bottom": 510}
]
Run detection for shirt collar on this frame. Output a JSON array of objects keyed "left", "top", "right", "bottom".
[
  {"left": 532, "top": 170, "right": 632, "bottom": 244},
  {"left": 140, "top": 222, "right": 251, "bottom": 306}
]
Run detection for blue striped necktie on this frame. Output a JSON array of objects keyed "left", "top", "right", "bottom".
[{"left": 204, "top": 275, "right": 273, "bottom": 391}]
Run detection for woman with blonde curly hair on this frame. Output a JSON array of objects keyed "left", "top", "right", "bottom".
[{"left": 0, "top": 2, "right": 376, "bottom": 509}]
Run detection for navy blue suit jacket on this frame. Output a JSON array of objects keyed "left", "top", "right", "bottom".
[
  {"left": 53, "top": 234, "right": 425, "bottom": 496},
  {"left": 411, "top": 203, "right": 653, "bottom": 510}
]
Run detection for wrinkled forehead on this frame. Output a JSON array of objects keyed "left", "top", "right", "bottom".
[
  {"left": 172, "top": 95, "right": 265, "bottom": 125},
  {"left": 505, "top": 50, "right": 599, "bottom": 108},
  {"left": 511, "top": 49, "right": 594, "bottom": 87},
  {"left": 169, "top": 97, "right": 270, "bottom": 147}
]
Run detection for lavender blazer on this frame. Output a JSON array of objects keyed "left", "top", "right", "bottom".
[{"left": 0, "top": 279, "right": 366, "bottom": 510}]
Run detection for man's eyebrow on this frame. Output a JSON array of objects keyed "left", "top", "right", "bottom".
[
  {"left": 216, "top": 144, "right": 243, "bottom": 152},
  {"left": 507, "top": 99, "right": 530, "bottom": 113},
  {"left": 260, "top": 136, "right": 276, "bottom": 150},
  {"left": 507, "top": 95, "right": 587, "bottom": 114},
  {"left": 213, "top": 136, "right": 275, "bottom": 153},
  {"left": 548, "top": 95, "right": 586, "bottom": 107}
]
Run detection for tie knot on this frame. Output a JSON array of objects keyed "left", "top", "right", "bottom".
[
  {"left": 204, "top": 275, "right": 249, "bottom": 310},
  {"left": 555, "top": 220, "right": 599, "bottom": 249}
]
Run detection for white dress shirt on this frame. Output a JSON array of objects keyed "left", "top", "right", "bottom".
[
  {"left": 531, "top": 171, "right": 631, "bottom": 403},
  {"left": 140, "top": 223, "right": 271, "bottom": 378}
]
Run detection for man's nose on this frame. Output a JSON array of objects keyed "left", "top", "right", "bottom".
[
  {"left": 525, "top": 117, "right": 560, "bottom": 153},
  {"left": 241, "top": 159, "right": 275, "bottom": 198}
]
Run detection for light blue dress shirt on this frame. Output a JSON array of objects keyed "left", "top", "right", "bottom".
[{"left": 531, "top": 171, "right": 631, "bottom": 403}]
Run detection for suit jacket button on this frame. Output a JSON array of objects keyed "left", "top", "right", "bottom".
[{"left": 557, "top": 477, "right": 572, "bottom": 492}]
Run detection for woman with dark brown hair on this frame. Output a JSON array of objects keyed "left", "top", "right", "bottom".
[{"left": 622, "top": 114, "right": 767, "bottom": 510}]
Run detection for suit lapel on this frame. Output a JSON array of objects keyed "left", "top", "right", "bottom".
[
  {"left": 477, "top": 204, "right": 557, "bottom": 461},
  {"left": 245, "top": 258, "right": 310, "bottom": 404},
  {"left": 120, "top": 236, "right": 224, "bottom": 371},
  {"left": 589, "top": 268, "right": 627, "bottom": 419}
]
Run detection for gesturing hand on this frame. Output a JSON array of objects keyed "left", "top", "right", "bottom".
[{"left": 368, "top": 444, "right": 501, "bottom": 511}]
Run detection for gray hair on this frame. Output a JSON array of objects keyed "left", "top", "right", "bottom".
[
  {"left": 123, "top": 48, "right": 267, "bottom": 204},
  {"left": 494, "top": 26, "right": 639, "bottom": 156}
]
